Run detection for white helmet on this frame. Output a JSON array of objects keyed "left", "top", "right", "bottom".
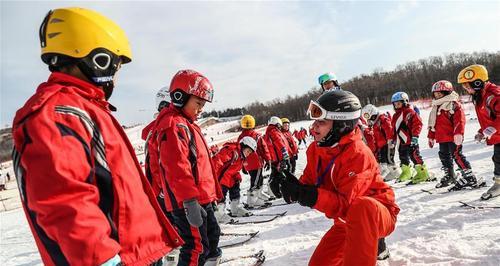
[
  {"left": 268, "top": 116, "right": 283, "bottom": 127},
  {"left": 239, "top": 136, "right": 257, "bottom": 152},
  {"left": 362, "top": 104, "right": 379, "bottom": 121},
  {"left": 155, "top": 86, "right": 171, "bottom": 111}
]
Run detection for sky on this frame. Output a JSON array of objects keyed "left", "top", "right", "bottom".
[{"left": 1, "top": 0, "right": 499, "bottom": 127}]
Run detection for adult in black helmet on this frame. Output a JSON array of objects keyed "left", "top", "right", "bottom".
[{"left": 279, "top": 90, "right": 399, "bottom": 264}]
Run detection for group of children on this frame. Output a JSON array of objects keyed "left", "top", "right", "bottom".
[
  {"left": 11, "top": 6, "right": 500, "bottom": 266},
  {"left": 360, "top": 70, "right": 499, "bottom": 195}
]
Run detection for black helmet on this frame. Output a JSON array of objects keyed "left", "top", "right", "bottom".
[{"left": 308, "top": 90, "right": 361, "bottom": 147}]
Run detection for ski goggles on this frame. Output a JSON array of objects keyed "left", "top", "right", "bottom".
[{"left": 307, "top": 100, "right": 361, "bottom": 121}]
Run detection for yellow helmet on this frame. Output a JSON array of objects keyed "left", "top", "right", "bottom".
[
  {"left": 241, "top": 115, "right": 256, "bottom": 129},
  {"left": 281, "top": 118, "right": 290, "bottom": 124},
  {"left": 39, "top": 7, "right": 132, "bottom": 64},
  {"left": 457, "top": 64, "right": 488, "bottom": 84}
]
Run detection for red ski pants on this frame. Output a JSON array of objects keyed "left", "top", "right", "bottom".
[{"left": 309, "top": 197, "right": 396, "bottom": 266}]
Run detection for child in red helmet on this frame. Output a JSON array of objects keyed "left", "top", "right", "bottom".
[
  {"left": 155, "top": 70, "right": 223, "bottom": 266},
  {"left": 428, "top": 80, "right": 484, "bottom": 190}
]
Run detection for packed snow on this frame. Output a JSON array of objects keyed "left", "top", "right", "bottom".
[{"left": 1, "top": 103, "right": 500, "bottom": 266}]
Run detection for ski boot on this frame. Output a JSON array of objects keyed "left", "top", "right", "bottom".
[
  {"left": 214, "top": 202, "right": 232, "bottom": 223},
  {"left": 379, "top": 163, "right": 390, "bottom": 177},
  {"left": 377, "top": 238, "right": 390, "bottom": 260},
  {"left": 450, "top": 169, "right": 485, "bottom": 191},
  {"left": 481, "top": 176, "right": 500, "bottom": 200},
  {"left": 435, "top": 167, "right": 456, "bottom": 188},
  {"left": 246, "top": 189, "right": 268, "bottom": 209},
  {"left": 384, "top": 164, "right": 401, "bottom": 181},
  {"left": 257, "top": 187, "right": 273, "bottom": 202},
  {"left": 397, "top": 164, "right": 412, "bottom": 182},
  {"left": 203, "top": 254, "right": 222, "bottom": 266},
  {"left": 230, "top": 199, "right": 252, "bottom": 217},
  {"left": 410, "top": 164, "right": 429, "bottom": 184}
]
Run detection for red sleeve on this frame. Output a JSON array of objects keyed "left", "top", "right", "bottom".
[
  {"left": 148, "top": 135, "right": 163, "bottom": 195},
  {"left": 286, "top": 132, "right": 299, "bottom": 154},
  {"left": 381, "top": 116, "right": 393, "bottom": 140},
  {"left": 410, "top": 110, "right": 423, "bottom": 137},
  {"left": 16, "top": 111, "right": 120, "bottom": 265},
  {"left": 158, "top": 122, "right": 199, "bottom": 202},
  {"left": 257, "top": 135, "right": 271, "bottom": 161},
  {"left": 453, "top": 103, "right": 466, "bottom": 136},
  {"left": 270, "top": 130, "right": 289, "bottom": 160},
  {"left": 313, "top": 147, "right": 377, "bottom": 219},
  {"left": 486, "top": 93, "right": 500, "bottom": 131}
]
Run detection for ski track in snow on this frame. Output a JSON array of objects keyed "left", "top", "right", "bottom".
[{"left": 1, "top": 104, "right": 500, "bottom": 265}]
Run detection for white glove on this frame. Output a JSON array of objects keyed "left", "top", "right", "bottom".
[
  {"left": 101, "top": 254, "right": 121, "bottom": 266},
  {"left": 483, "top": 126, "right": 497, "bottom": 139},
  {"left": 453, "top": 135, "right": 463, "bottom": 146}
]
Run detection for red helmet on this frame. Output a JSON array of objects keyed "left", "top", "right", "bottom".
[
  {"left": 169, "top": 69, "right": 214, "bottom": 107},
  {"left": 431, "top": 80, "right": 454, "bottom": 93}
]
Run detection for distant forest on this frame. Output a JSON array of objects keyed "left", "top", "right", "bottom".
[{"left": 205, "top": 51, "right": 500, "bottom": 126}]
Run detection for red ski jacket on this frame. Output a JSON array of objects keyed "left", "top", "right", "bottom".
[
  {"left": 142, "top": 120, "right": 163, "bottom": 197},
  {"left": 155, "top": 105, "right": 223, "bottom": 211},
  {"left": 299, "top": 129, "right": 400, "bottom": 221},
  {"left": 427, "top": 102, "right": 466, "bottom": 143},
  {"left": 293, "top": 130, "right": 299, "bottom": 139},
  {"left": 238, "top": 129, "right": 271, "bottom": 171},
  {"left": 212, "top": 142, "right": 243, "bottom": 188},
  {"left": 359, "top": 117, "right": 377, "bottom": 153},
  {"left": 300, "top": 129, "right": 307, "bottom": 139},
  {"left": 391, "top": 105, "right": 422, "bottom": 145},
  {"left": 282, "top": 129, "right": 299, "bottom": 155},
  {"left": 474, "top": 82, "right": 500, "bottom": 145},
  {"left": 264, "top": 125, "right": 291, "bottom": 164},
  {"left": 372, "top": 113, "right": 394, "bottom": 149},
  {"left": 11, "top": 72, "right": 182, "bottom": 266}
]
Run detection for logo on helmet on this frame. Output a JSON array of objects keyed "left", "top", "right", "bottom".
[{"left": 464, "top": 70, "right": 475, "bottom": 80}]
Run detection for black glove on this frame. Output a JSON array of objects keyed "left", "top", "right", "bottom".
[
  {"left": 242, "top": 167, "right": 248, "bottom": 175},
  {"left": 297, "top": 185, "right": 318, "bottom": 208},
  {"left": 294, "top": 154, "right": 298, "bottom": 161},
  {"left": 279, "top": 159, "right": 291, "bottom": 172},
  {"left": 280, "top": 170, "right": 301, "bottom": 204}
]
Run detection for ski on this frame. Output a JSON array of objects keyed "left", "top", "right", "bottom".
[
  {"left": 228, "top": 211, "right": 287, "bottom": 225},
  {"left": 459, "top": 201, "right": 500, "bottom": 209},
  {"left": 243, "top": 201, "right": 292, "bottom": 210},
  {"left": 220, "top": 249, "right": 265, "bottom": 265},
  {"left": 219, "top": 231, "right": 259, "bottom": 248},
  {"left": 221, "top": 231, "right": 259, "bottom": 237}
]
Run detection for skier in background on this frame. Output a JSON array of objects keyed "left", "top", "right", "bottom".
[
  {"left": 281, "top": 118, "right": 299, "bottom": 173},
  {"left": 427, "top": 80, "right": 484, "bottom": 190},
  {"left": 457, "top": 64, "right": 500, "bottom": 200}
]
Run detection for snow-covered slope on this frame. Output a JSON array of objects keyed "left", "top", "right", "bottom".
[{"left": 1, "top": 103, "right": 500, "bottom": 265}]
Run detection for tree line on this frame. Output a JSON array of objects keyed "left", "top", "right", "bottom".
[{"left": 230, "top": 51, "right": 500, "bottom": 126}]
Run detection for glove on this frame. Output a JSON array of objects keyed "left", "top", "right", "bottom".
[
  {"left": 297, "top": 184, "right": 318, "bottom": 208},
  {"left": 475, "top": 132, "right": 485, "bottom": 143},
  {"left": 242, "top": 168, "right": 248, "bottom": 175},
  {"left": 294, "top": 154, "right": 298, "bottom": 161},
  {"left": 280, "top": 170, "right": 301, "bottom": 203},
  {"left": 183, "top": 199, "right": 207, "bottom": 227},
  {"left": 410, "top": 137, "right": 419, "bottom": 146},
  {"left": 483, "top": 126, "right": 497, "bottom": 139},
  {"left": 101, "top": 254, "right": 121, "bottom": 266},
  {"left": 453, "top": 135, "right": 463, "bottom": 146},
  {"left": 264, "top": 160, "right": 271, "bottom": 171},
  {"left": 428, "top": 138, "right": 435, "bottom": 148},
  {"left": 387, "top": 140, "right": 395, "bottom": 149},
  {"left": 279, "top": 159, "right": 291, "bottom": 172}
]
